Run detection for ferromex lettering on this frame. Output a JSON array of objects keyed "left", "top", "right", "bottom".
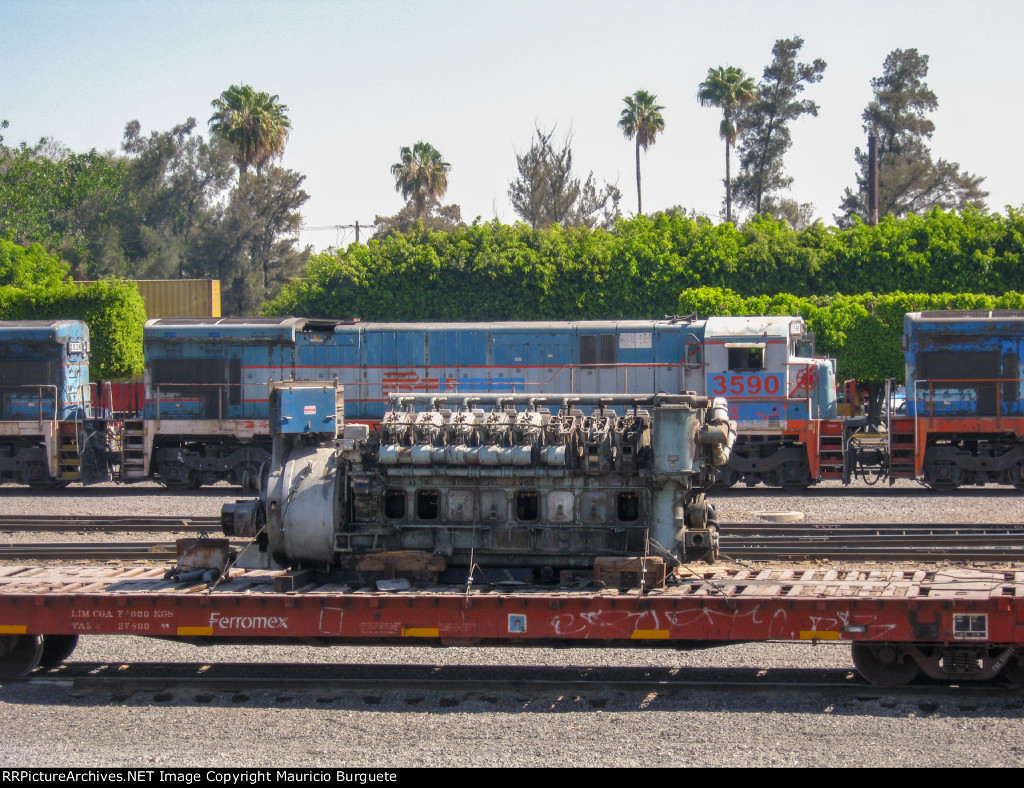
[{"left": 208, "top": 613, "right": 289, "bottom": 630}]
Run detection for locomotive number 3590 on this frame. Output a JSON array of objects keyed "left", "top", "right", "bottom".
[{"left": 709, "top": 373, "right": 782, "bottom": 397}]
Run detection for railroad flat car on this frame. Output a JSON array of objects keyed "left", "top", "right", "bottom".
[{"left": 2, "top": 562, "right": 1023, "bottom": 687}]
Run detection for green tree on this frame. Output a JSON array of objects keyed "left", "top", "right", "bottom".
[
  {"left": 697, "top": 66, "right": 757, "bottom": 224},
  {"left": 372, "top": 203, "right": 464, "bottom": 240},
  {"left": 618, "top": 90, "right": 665, "bottom": 215},
  {"left": 391, "top": 141, "right": 452, "bottom": 220},
  {"left": 838, "top": 49, "right": 987, "bottom": 224},
  {"left": 108, "top": 118, "right": 235, "bottom": 280},
  {"left": 734, "top": 37, "right": 827, "bottom": 217},
  {"left": 196, "top": 166, "right": 310, "bottom": 315},
  {"left": 0, "top": 232, "right": 70, "bottom": 287},
  {"left": 0, "top": 137, "right": 125, "bottom": 275},
  {"left": 208, "top": 85, "right": 291, "bottom": 176},
  {"left": 508, "top": 125, "right": 621, "bottom": 229}
]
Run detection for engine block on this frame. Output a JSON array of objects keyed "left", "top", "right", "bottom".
[{"left": 223, "top": 385, "right": 735, "bottom": 581}]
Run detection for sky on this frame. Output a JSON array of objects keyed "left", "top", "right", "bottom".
[{"left": 2, "top": 0, "right": 1020, "bottom": 252}]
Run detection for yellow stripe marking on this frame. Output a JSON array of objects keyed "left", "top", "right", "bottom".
[
  {"left": 799, "top": 630, "right": 840, "bottom": 641},
  {"left": 177, "top": 626, "right": 214, "bottom": 636},
  {"left": 631, "top": 629, "right": 670, "bottom": 640},
  {"left": 402, "top": 627, "right": 440, "bottom": 638},
  {"left": 0, "top": 625, "right": 27, "bottom": 635}
]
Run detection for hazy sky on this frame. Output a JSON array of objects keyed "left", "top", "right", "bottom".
[{"left": 2, "top": 0, "right": 1019, "bottom": 251}]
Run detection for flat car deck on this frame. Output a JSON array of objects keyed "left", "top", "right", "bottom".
[{"left": 2, "top": 564, "right": 1023, "bottom": 647}]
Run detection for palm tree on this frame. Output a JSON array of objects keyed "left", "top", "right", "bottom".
[
  {"left": 697, "top": 66, "right": 757, "bottom": 223},
  {"left": 391, "top": 141, "right": 451, "bottom": 219},
  {"left": 209, "top": 85, "right": 291, "bottom": 176},
  {"left": 618, "top": 90, "right": 665, "bottom": 215}
]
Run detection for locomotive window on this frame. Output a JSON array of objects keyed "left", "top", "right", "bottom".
[
  {"left": 0, "top": 360, "right": 58, "bottom": 387},
  {"left": 152, "top": 358, "right": 226, "bottom": 385},
  {"left": 516, "top": 491, "right": 539, "bottom": 522},
  {"left": 384, "top": 490, "right": 406, "bottom": 519},
  {"left": 617, "top": 492, "right": 641, "bottom": 522},
  {"left": 727, "top": 347, "right": 763, "bottom": 371},
  {"left": 416, "top": 490, "right": 439, "bottom": 520},
  {"left": 1003, "top": 352, "right": 1020, "bottom": 403}
]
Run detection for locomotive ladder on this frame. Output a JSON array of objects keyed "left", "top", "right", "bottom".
[
  {"left": 57, "top": 428, "right": 79, "bottom": 482},
  {"left": 118, "top": 419, "right": 147, "bottom": 481}
]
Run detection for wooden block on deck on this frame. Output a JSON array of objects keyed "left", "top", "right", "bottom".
[
  {"left": 335, "top": 551, "right": 446, "bottom": 585},
  {"left": 593, "top": 556, "right": 666, "bottom": 590}
]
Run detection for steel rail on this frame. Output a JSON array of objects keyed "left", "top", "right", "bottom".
[
  {"left": 22, "top": 662, "right": 1024, "bottom": 700},
  {"left": 0, "top": 515, "right": 220, "bottom": 533},
  {"left": 0, "top": 514, "right": 1022, "bottom": 534}
]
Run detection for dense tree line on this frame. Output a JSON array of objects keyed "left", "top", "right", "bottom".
[
  {"left": 266, "top": 208, "right": 1024, "bottom": 327},
  {"left": 0, "top": 87, "right": 308, "bottom": 315},
  {"left": 0, "top": 234, "right": 145, "bottom": 378}
]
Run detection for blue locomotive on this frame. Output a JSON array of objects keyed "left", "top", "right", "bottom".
[
  {"left": 900, "top": 310, "right": 1024, "bottom": 488},
  {"left": 0, "top": 320, "right": 101, "bottom": 487},
  {"left": 139, "top": 315, "right": 836, "bottom": 488},
  {"left": 138, "top": 317, "right": 339, "bottom": 487},
  {"left": 5, "top": 310, "right": 1023, "bottom": 492}
]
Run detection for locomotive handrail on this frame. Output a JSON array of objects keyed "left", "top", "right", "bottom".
[
  {"left": 912, "top": 377, "right": 1012, "bottom": 418},
  {"left": 150, "top": 381, "right": 263, "bottom": 421},
  {"left": 0, "top": 384, "right": 60, "bottom": 430}
]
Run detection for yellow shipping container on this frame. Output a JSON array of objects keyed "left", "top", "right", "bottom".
[
  {"left": 77, "top": 279, "right": 222, "bottom": 318},
  {"left": 135, "top": 279, "right": 221, "bottom": 318}
]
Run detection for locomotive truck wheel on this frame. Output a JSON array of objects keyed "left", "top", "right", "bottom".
[
  {"left": 232, "top": 463, "right": 260, "bottom": 489},
  {"left": 24, "top": 461, "right": 61, "bottom": 490},
  {"left": 777, "top": 461, "right": 811, "bottom": 491},
  {"left": 1000, "top": 654, "right": 1024, "bottom": 687},
  {"left": 157, "top": 461, "right": 197, "bottom": 490},
  {"left": 38, "top": 635, "right": 79, "bottom": 670},
  {"left": 924, "top": 458, "right": 963, "bottom": 491},
  {"left": 851, "top": 643, "right": 920, "bottom": 686},
  {"left": 0, "top": 634, "right": 43, "bottom": 680},
  {"left": 28, "top": 480, "right": 71, "bottom": 491}
]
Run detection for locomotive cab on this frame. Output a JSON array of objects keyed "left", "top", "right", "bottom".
[{"left": 704, "top": 316, "right": 835, "bottom": 488}]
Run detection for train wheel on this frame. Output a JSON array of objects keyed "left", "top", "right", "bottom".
[
  {"left": 24, "top": 461, "right": 61, "bottom": 490},
  {"left": 27, "top": 480, "right": 70, "bottom": 491},
  {"left": 851, "top": 643, "right": 920, "bottom": 686},
  {"left": 38, "top": 635, "right": 79, "bottom": 670},
  {"left": 714, "top": 468, "right": 741, "bottom": 489},
  {"left": 1009, "top": 464, "right": 1024, "bottom": 491},
  {"left": 924, "top": 458, "right": 962, "bottom": 491},
  {"left": 157, "top": 461, "right": 196, "bottom": 490},
  {"left": 778, "top": 461, "right": 811, "bottom": 491},
  {"left": 0, "top": 634, "right": 43, "bottom": 680},
  {"left": 1002, "top": 665, "right": 1024, "bottom": 687}
]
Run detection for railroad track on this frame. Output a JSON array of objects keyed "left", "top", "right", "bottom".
[
  {"left": 0, "top": 515, "right": 221, "bottom": 532},
  {"left": 719, "top": 523, "right": 1024, "bottom": 561},
  {"left": 4, "top": 517, "right": 1024, "bottom": 562},
  {"left": 21, "top": 661, "right": 1024, "bottom": 701}
]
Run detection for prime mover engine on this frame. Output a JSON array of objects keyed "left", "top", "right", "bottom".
[{"left": 223, "top": 383, "right": 736, "bottom": 579}]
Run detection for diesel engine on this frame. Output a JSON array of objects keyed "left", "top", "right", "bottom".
[{"left": 223, "top": 383, "right": 735, "bottom": 579}]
